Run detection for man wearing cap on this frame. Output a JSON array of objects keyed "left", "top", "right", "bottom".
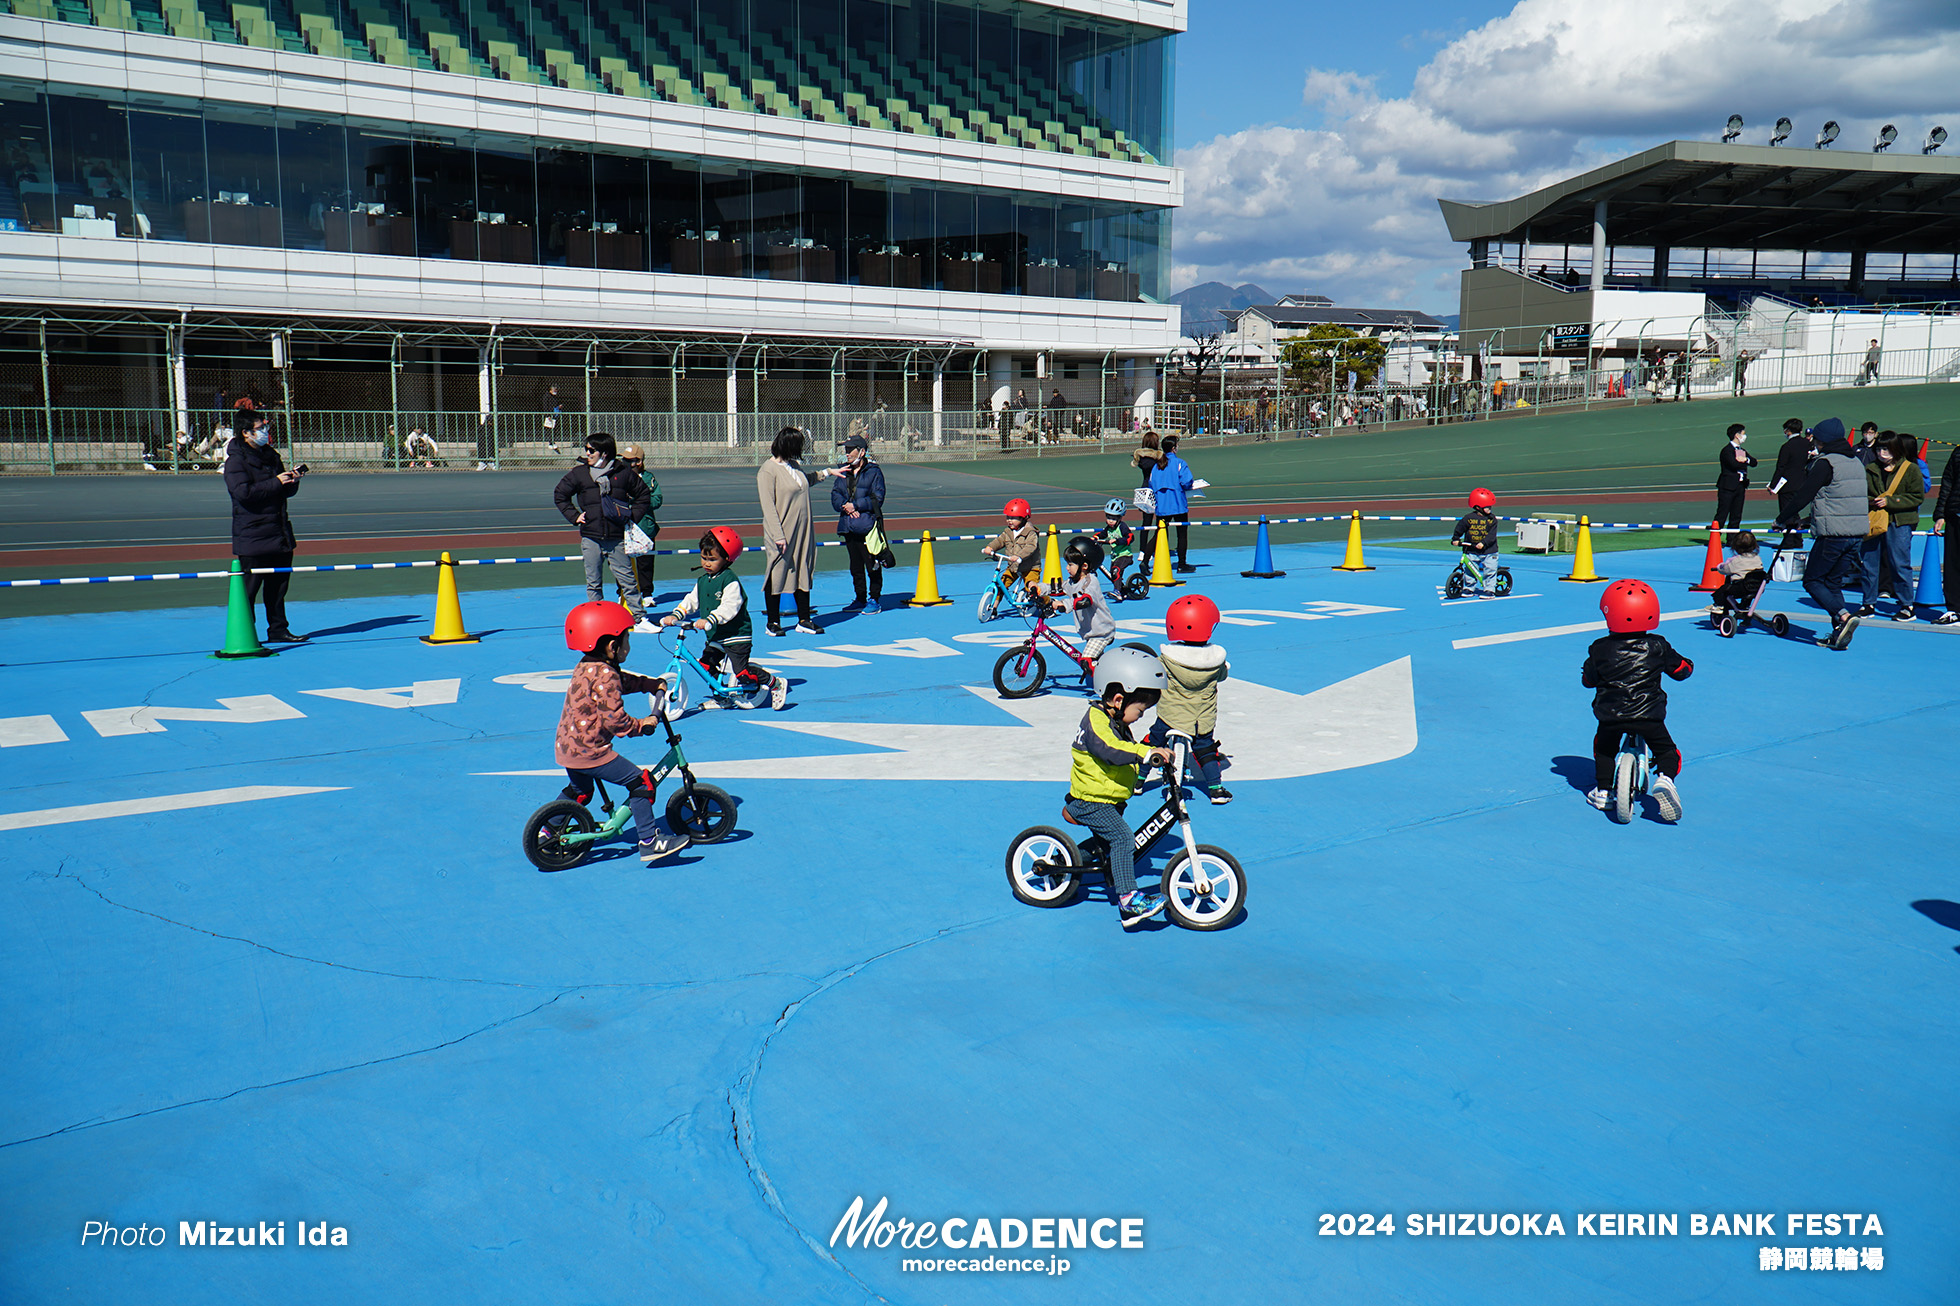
[
  {"left": 616, "top": 443, "right": 663, "bottom": 628},
  {"left": 1773, "top": 417, "right": 1868, "bottom": 649},
  {"left": 830, "top": 432, "right": 887, "bottom": 614}
]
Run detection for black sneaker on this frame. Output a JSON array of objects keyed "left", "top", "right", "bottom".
[
  {"left": 1207, "top": 786, "right": 1233, "bottom": 806},
  {"left": 766, "top": 621, "right": 786, "bottom": 637},
  {"left": 795, "top": 618, "right": 823, "bottom": 634},
  {"left": 1935, "top": 611, "right": 1960, "bottom": 625},
  {"left": 638, "top": 833, "right": 691, "bottom": 863},
  {"left": 1854, "top": 604, "right": 1876, "bottom": 618},
  {"left": 1892, "top": 608, "right": 1917, "bottom": 622},
  {"left": 1826, "top": 613, "right": 1861, "bottom": 650}
]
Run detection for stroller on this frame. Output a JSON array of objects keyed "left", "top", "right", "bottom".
[{"left": 1712, "top": 533, "right": 1794, "bottom": 639}]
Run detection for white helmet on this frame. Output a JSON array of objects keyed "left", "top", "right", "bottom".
[{"left": 1092, "top": 644, "right": 1167, "bottom": 700}]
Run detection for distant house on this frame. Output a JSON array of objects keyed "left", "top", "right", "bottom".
[{"left": 1218, "top": 296, "right": 1450, "bottom": 365}]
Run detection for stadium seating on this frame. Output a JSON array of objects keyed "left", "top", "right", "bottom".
[{"left": 7, "top": 0, "right": 1159, "bottom": 165}]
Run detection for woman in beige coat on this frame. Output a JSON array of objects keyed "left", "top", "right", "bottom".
[{"left": 757, "top": 426, "right": 836, "bottom": 635}]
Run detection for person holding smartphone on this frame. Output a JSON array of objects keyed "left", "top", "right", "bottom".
[{"left": 224, "top": 409, "right": 305, "bottom": 642}]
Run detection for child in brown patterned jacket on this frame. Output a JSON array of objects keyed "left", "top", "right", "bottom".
[{"left": 554, "top": 601, "right": 691, "bottom": 864}]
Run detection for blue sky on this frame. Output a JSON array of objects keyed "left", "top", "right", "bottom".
[{"left": 1169, "top": 0, "right": 1960, "bottom": 313}]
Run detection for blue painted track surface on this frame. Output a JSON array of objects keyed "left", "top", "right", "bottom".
[{"left": 2, "top": 543, "right": 1954, "bottom": 1303}]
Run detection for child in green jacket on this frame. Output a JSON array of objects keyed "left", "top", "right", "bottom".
[{"left": 1147, "top": 594, "right": 1232, "bottom": 804}]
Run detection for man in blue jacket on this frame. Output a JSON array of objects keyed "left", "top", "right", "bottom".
[
  {"left": 831, "top": 433, "right": 887, "bottom": 613},
  {"left": 1774, "top": 417, "right": 1868, "bottom": 650},
  {"left": 223, "top": 410, "right": 304, "bottom": 642},
  {"left": 1149, "top": 435, "right": 1198, "bottom": 573}
]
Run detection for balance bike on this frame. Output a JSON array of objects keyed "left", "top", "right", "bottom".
[
  {"left": 520, "top": 707, "right": 738, "bottom": 869},
  {"left": 1002, "top": 734, "right": 1247, "bottom": 930},
  {"left": 1444, "top": 554, "right": 1513, "bottom": 599}
]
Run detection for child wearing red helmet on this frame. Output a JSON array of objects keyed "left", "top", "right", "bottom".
[
  {"left": 980, "top": 498, "right": 1041, "bottom": 591},
  {"left": 660, "top": 528, "right": 788, "bottom": 710},
  {"left": 555, "top": 601, "right": 692, "bottom": 863},
  {"left": 1148, "top": 593, "right": 1233, "bottom": 804},
  {"left": 1581, "top": 579, "right": 1694, "bottom": 820},
  {"left": 1450, "top": 488, "right": 1502, "bottom": 598}
]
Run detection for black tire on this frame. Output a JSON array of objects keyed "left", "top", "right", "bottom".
[
  {"left": 977, "top": 584, "right": 1000, "bottom": 622},
  {"left": 1495, "top": 568, "right": 1514, "bottom": 596},
  {"left": 666, "top": 783, "right": 737, "bottom": 843},
  {"left": 1444, "top": 570, "right": 1465, "bottom": 599},
  {"left": 522, "top": 799, "right": 596, "bottom": 871},
  {"left": 1770, "top": 613, "right": 1790, "bottom": 637},
  {"left": 1718, "top": 615, "right": 1737, "bottom": 638},
  {"left": 1005, "top": 826, "right": 1083, "bottom": 907},
  {"left": 1122, "top": 573, "right": 1150, "bottom": 601},
  {"left": 1161, "top": 844, "right": 1247, "bottom": 931},
  {"left": 1612, "top": 751, "right": 1636, "bottom": 825},
  {"left": 993, "top": 644, "right": 1047, "bottom": 698}
]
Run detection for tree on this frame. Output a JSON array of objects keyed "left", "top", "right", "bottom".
[
  {"left": 1174, "top": 331, "right": 1226, "bottom": 401},
  {"left": 1280, "top": 325, "right": 1386, "bottom": 393}
]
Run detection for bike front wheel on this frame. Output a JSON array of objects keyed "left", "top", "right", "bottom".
[
  {"left": 522, "top": 799, "right": 597, "bottom": 871},
  {"left": 1161, "top": 844, "right": 1247, "bottom": 931},
  {"left": 1612, "top": 750, "right": 1637, "bottom": 824},
  {"left": 1121, "top": 573, "right": 1150, "bottom": 601},
  {"left": 993, "top": 645, "right": 1047, "bottom": 697},
  {"left": 977, "top": 583, "right": 1001, "bottom": 622},
  {"left": 1444, "top": 570, "right": 1465, "bottom": 599},
  {"left": 666, "top": 783, "right": 738, "bottom": 843},
  {"left": 1006, "top": 826, "right": 1083, "bottom": 907},
  {"left": 663, "top": 673, "right": 691, "bottom": 717}
]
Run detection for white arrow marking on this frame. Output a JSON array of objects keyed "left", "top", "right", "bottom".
[
  {"left": 1452, "top": 610, "right": 1703, "bottom": 650},
  {"left": 0, "top": 785, "right": 346, "bottom": 832},
  {"left": 821, "top": 637, "right": 961, "bottom": 659},
  {"left": 495, "top": 670, "right": 576, "bottom": 694},
  {"left": 749, "top": 648, "right": 869, "bottom": 668},
  {"left": 688, "top": 658, "right": 1417, "bottom": 782},
  {"left": 300, "top": 679, "right": 462, "bottom": 710},
  {"left": 952, "top": 631, "right": 1033, "bottom": 649},
  {"left": 1, "top": 715, "right": 67, "bottom": 748},
  {"left": 82, "top": 695, "right": 307, "bottom": 738}
]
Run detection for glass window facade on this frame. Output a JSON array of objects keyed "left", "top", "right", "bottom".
[
  {"left": 11, "top": 0, "right": 1173, "bottom": 165},
  {"left": 1, "top": 83, "right": 1167, "bottom": 301}
]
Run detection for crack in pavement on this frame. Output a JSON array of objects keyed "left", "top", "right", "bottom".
[
  {"left": 725, "top": 912, "right": 1018, "bottom": 1300},
  {"left": 57, "top": 868, "right": 816, "bottom": 993},
  {"left": 2, "top": 990, "right": 575, "bottom": 1151}
]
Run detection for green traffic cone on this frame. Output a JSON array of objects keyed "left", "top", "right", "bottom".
[{"left": 212, "top": 559, "right": 275, "bottom": 659}]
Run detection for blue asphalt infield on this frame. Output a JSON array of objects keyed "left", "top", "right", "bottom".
[{"left": 1, "top": 542, "right": 1955, "bottom": 1305}]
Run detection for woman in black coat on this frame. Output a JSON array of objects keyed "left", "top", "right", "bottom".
[
  {"left": 223, "top": 409, "right": 304, "bottom": 641},
  {"left": 831, "top": 433, "right": 887, "bottom": 613}
]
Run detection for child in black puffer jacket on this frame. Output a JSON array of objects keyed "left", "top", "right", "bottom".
[{"left": 1582, "top": 579, "right": 1694, "bottom": 821}]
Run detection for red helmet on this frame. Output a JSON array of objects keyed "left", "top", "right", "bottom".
[
  {"left": 566, "top": 601, "right": 634, "bottom": 653},
  {"left": 701, "top": 526, "right": 744, "bottom": 559},
  {"left": 1165, "top": 594, "right": 1221, "bottom": 643},
  {"left": 1003, "top": 498, "right": 1031, "bottom": 518},
  {"left": 1600, "top": 579, "right": 1659, "bottom": 633},
  {"left": 1468, "top": 487, "right": 1495, "bottom": 509}
]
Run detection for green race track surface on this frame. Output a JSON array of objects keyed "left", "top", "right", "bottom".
[{"left": 960, "top": 382, "right": 1960, "bottom": 507}]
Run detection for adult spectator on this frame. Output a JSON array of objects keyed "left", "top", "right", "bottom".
[
  {"left": 224, "top": 408, "right": 304, "bottom": 643},
  {"left": 1672, "top": 352, "right": 1690, "bottom": 402},
  {"left": 1932, "top": 441, "right": 1960, "bottom": 625},
  {"left": 1767, "top": 418, "right": 1812, "bottom": 520},
  {"left": 1774, "top": 417, "right": 1870, "bottom": 648},
  {"left": 757, "top": 426, "right": 836, "bottom": 635},
  {"left": 1131, "top": 429, "right": 1167, "bottom": 559},
  {"left": 1854, "top": 422, "right": 1880, "bottom": 465},
  {"left": 1732, "top": 349, "right": 1752, "bottom": 397},
  {"left": 1715, "top": 423, "right": 1757, "bottom": 529},
  {"left": 553, "top": 431, "right": 651, "bottom": 621},
  {"left": 617, "top": 443, "right": 662, "bottom": 620},
  {"left": 831, "top": 432, "right": 886, "bottom": 614},
  {"left": 404, "top": 425, "right": 442, "bottom": 467},
  {"left": 1149, "top": 434, "right": 1198, "bottom": 573},
  {"left": 1860, "top": 338, "right": 1881, "bottom": 385},
  {"left": 543, "top": 384, "right": 565, "bottom": 453},
  {"left": 1859, "top": 432, "right": 1923, "bottom": 621}
]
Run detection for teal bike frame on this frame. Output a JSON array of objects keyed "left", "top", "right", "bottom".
[{"left": 556, "top": 725, "right": 689, "bottom": 849}]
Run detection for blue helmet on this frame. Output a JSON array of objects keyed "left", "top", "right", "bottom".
[{"left": 1103, "top": 497, "right": 1128, "bottom": 517}]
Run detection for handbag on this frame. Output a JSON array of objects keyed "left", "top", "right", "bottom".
[
  {"left": 1867, "top": 460, "right": 1910, "bottom": 538},
  {"left": 864, "top": 515, "right": 896, "bottom": 568},
  {"left": 1132, "top": 486, "right": 1156, "bottom": 513},
  {"left": 623, "top": 520, "right": 655, "bottom": 556}
]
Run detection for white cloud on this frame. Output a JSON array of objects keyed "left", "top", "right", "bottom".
[{"left": 1173, "top": 0, "right": 1960, "bottom": 311}]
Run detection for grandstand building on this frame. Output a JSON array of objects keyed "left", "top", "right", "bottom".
[
  {"left": 0, "top": 0, "right": 1181, "bottom": 467},
  {"left": 1439, "top": 138, "right": 1960, "bottom": 389}
]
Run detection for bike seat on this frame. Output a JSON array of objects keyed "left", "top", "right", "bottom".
[{"left": 1061, "top": 805, "right": 1082, "bottom": 825}]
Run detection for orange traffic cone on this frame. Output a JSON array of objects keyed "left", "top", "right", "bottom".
[{"left": 1690, "top": 521, "right": 1724, "bottom": 592}]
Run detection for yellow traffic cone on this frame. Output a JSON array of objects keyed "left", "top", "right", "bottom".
[
  {"left": 1331, "top": 510, "right": 1375, "bottom": 571},
  {"left": 908, "top": 530, "right": 952, "bottom": 606},
  {"left": 421, "top": 551, "right": 481, "bottom": 644},
  {"left": 1150, "top": 518, "right": 1181, "bottom": 586},
  {"left": 1560, "top": 516, "right": 1607, "bottom": 583},
  {"left": 1041, "top": 523, "right": 1063, "bottom": 588}
]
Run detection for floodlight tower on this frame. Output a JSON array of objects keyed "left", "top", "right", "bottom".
[
  {"left": 1927, "top": 126, "right": 1949, "bottom": 154},
  {"left": 1815, "top": 120, "right": 1840, "bottom": 148},
  {"left": 1874, "top": 124, "right": 1898, "bottom": 152},
  {"left": 1768, "top": 117, "right": 1792, "bottom": 146},
  {"left": 1722, "top": 114, "right": 1743, "bottom": 143}
]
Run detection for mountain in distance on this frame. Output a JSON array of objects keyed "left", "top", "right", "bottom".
[{"left": 1170, "top": 281, "right": 1276, "bottom": 336}]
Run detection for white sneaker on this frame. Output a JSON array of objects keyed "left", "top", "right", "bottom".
[
  {"left": 474, "top": 461, "right": 487, "bottom": 471},
  {"left": 1651, "top": 773, "right": 1682, "bottom": 823},
  {"left": 770, "top": 675, "right": 788, "bottom": 710},
  {"left": 1584, "top": 788, "right": 1610, "bottom": 811},
  {"left": 632, "top": 618, "right": 659, "bottom": 633}
]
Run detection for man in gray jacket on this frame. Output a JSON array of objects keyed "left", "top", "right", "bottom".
[{"left": 1774, "top": 417, "right": 1867, "bottom": 649}]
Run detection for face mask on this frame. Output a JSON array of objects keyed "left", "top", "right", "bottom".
[{"left": 250, "top": 429, "right": 270, "bottom": 447}]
